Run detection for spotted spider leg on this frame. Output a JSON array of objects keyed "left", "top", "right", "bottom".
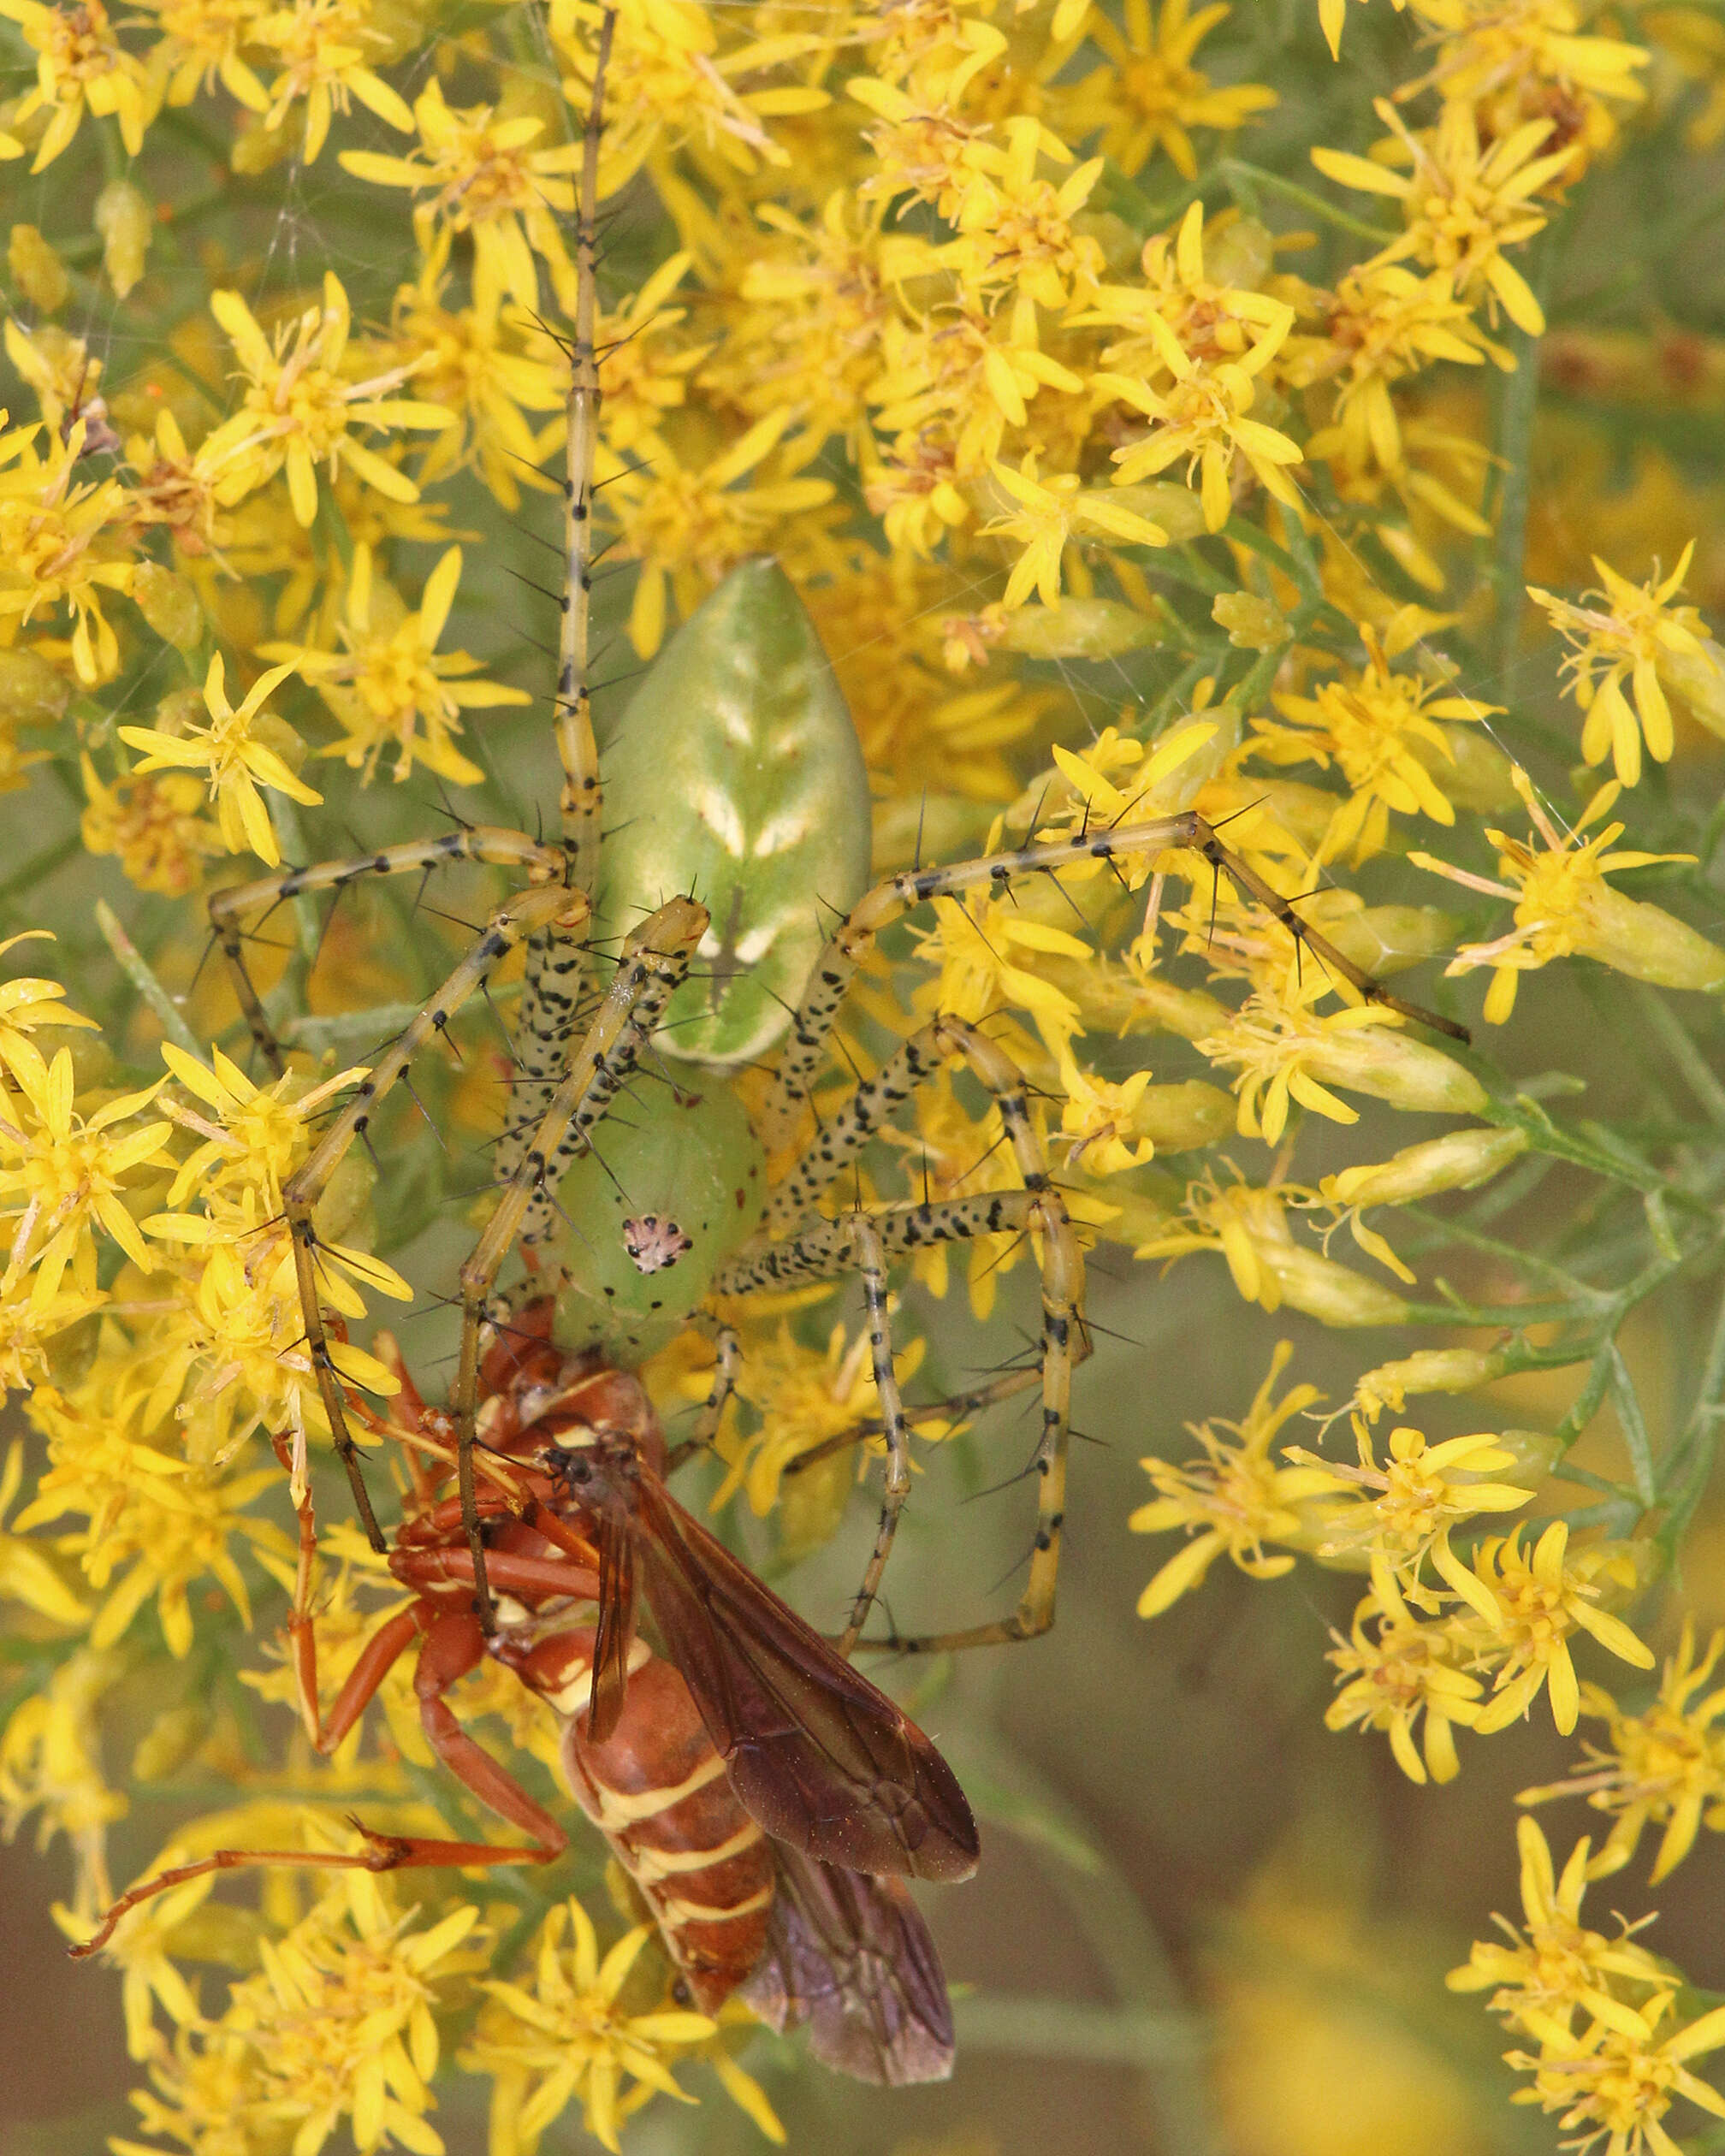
[
  {"left": 451, "top": 895, "right": 708, "bottom": 1628},
  {"left": 208, "top": 826, "right": 568, "bottom": 1071},
  {"left": 279, "top": 880, "right": 591, "bottom": 1548},
  {"left": 492, "top": 6, "right": 617, "bottom": 1241},
  {"left": 718, "top": 1016, "right": 1087, "bottom": 1655},
  {"left": 733, "top": 813, "right": 1467, "bottom": 1655},
  {"left": 756, "top": 809, "right": 1469, "bottom": 1154}
]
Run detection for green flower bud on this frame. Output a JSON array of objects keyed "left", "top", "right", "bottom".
[
  {"left": 1131, "top": 1079, "right": 1233, "bottom": 1150},
  {"left": 1303, "top": 1026, "right": 1487, "bottom": 1118},
  {"left": 1205, "top": 216, "right": 1275, "bottom": 290},
  {"left": 8, "top": 223, "right": 68, "bottom": 313},
  {"left": 1266, "top": 1244, "right": 1409, "bottom": 1325},
  {"left": 94, "top": 180, "right": 151, "bottom": 299},
  {"left": 132, "top": 562, "right": 204, "bottom": 650},
  {"left": 1111, "top": 481, "right": 1210, "bottom": 543},
  {"left": 1327, "top": 1126, "right": 1528, "bottom": 1209},
  {"left": 0, "top": 645, "right": 72, "bottom": 724},
  {"left": 1579, "top": 884, "right": 1725, "bottom": 992},
  {"left": 1212, "top": 590, "right": 1291, "bottom": 651},
  {"left": 999, "top": 597, "right": 1169, "bottom": 659},
  {"left": 133, "top": 1702, "right": 210, "bottom": 1781},
  {"left": 1660, "top": 635, "right": 1725, "bottom": 739},
  {"left": 1350, "top": 1348, "right": 1513, "bottom": 1420}
]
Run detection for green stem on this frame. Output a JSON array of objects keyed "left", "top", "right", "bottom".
[
  {"left": 1635, "top": 983, "right": 1725, "bottom": 1131},
  {"left": 1220, "top": 159, "right": 1400, "bottom": 246},
  {"left": 94, "top": 900, "right": 203, "bottom": 1059},
  {"left": 954, "top": 1995, "right": 1194, "bottom": 2065}
]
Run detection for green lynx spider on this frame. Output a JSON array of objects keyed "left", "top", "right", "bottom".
[{"left": 205, "top": 7, "right": 1467, "bottom": 1662}]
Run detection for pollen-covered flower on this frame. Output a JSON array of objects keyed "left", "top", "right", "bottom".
[
  {"left": 1446, "top": 1815, "right": 1663, "bottom": 2029},
  {"left": 1529, "top": 542, "right": 1713, "bottom": 785},
  {"left": 263, "top": 543, "right": 528, "bottom": 785},
  {"left": 341, "top": 80, "right": 587, "bottom": 324},
  {"left": 1412, "top": 766, "right": 1725, "bottom": 1021},
  {"left": 119, "top": 651, "right": 320, "bottom": 868},
  {"left": 1313, "top": 101, "right": 1573, "bottom": 333},
  {"left": 1463, "top": 1522, "right": 1654, "bottom": 1737},
  {"left": 248, "top": 0, "right": 414, "bottom": 163},
  {"left": 119, "top": 1869, "right": 486, "bottom": 2156},
  {"left": 1131, "top": 1339, "right": 1335, "bottom": 1612},
  {"left": 1136, "top": 1170, "right": 1411, "bottom": 1324},
  {"left": 1194, "top": 966, "right": 1485, "bottom": 1149},
  {"left": 80, "top": 758, "right": 222, "bottom": 899},
  {"left": 0, "top": 1049, "right": 169, "bottom": 1311},
  {"left": 1520, "top": 1620, "right": 1725, "bottom": 1883},
  {"left": 709, "top": 1316, "right": 931, "bottom": 1521},
  {"left": 460, "top": 1895, "right": 715, "bottom": 2156},
  {"left": 1503, "top": 1987, "right": 1725, "bottom": 2156},
  {"left": 1100, "top": 308, "right": 1303, "bottom": 531},
  {"left": 1062, "top": 0, "right": 1276, "bottom": 178},
  {"left": 1253, "top": 629, "right": 1500, "bottom": 862},
  {"left": 598, "top": 412, "right": 835, "bottom": 656},
  {"left": 1325, "top": 1567, "right": 1483, "bottom": 1783},
  {"left": 198, "top": 273, "right": 456, "bottom": 527},
  {"left": 982, "top": 454, "right": 1167, "bottom": 608},
  {"left": 0, "top": 0, "right": 161, "bottom": 168},
  {"left": 0, "top": 417, "right": 138, "bottom": 684},
  {"left": 1283, "top": 1419, "right": 1534, "bottom": 1596}
]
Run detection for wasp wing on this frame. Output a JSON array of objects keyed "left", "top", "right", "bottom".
[
  {"left": 586, "top": 1507, "right": 636, "bottom": 1744},
  {"left": 741, "top": 1847, "right": 955, "bottom": 2085},
  {"left": 630, "top": 1475, "right": 977, "bottom": 1882}
]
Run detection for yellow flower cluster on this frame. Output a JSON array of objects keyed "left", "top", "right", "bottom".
[{"left": 2, "top": 0, "right": 1725, "bottom": 2140}]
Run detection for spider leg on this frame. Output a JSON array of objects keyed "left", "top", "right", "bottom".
[
  {"left": 756, "top": 809, "right": 1468, "bottom": 1152},
  {"left": 664, "top": 1318, "right": 741, "bottom": 1475},
  {"left": 210, "top": 826, "right": 566, "bottom": 1071},
  {"left": 451, "top": 896, "right": 708, "bottom": 1630},
  {"left": 716, "top": 1017, "right": 1087, "bottom": 1656},
  {"left": 282, "top": 881, "right": 589, "bottom": 1550},
  {"left": 494, "top": 9, "right": 616, "bottom": 1229}
]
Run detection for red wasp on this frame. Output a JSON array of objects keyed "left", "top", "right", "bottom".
[{"left": 74, "top": 1300, "right": 971, "bottom": 2084}]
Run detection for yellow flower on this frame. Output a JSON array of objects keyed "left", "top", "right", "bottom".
[
  {"left": 341, "top": 80, "right": 587, "bottom": 325},
  {"left": 0, "top": 1049, "right": 169, "bottom": 1311},
  {"left": 910, "top": 874, "right": 1088, "bottom": 1059},
  {"left": 121, "top": 651, "right": 321, "bottom": 868},
  {"left": 157, "top": 1043, "right": 367, "bottom": 1212},
  {"left": 1529, "top": 542, "right": 1710, "bottom": 785},
  {"left": 983, "top": 454, "right": 1167, "bottom": 608},
  {"left": 1325, "top": 1567, "right": 1483, "bottom": 1783},
  {"left": 598, "top": 412, "right": 835, "bottom": 656},
  {"left": 1520, "top": 1620, "right": 1725, "bottom": 1883},
  {"left": 1503, "top": 1987, "right": 1725, "bottom": 2156},
  {"left": 1100, "top": 308, "right": 1303, "bottom": 531},
  {"left": 80, "top": 756, "right": 222, "bottom": 899},
  {"left": 1135, "top": 1170, "right": 1411, "bottom": 1324},
  {"left": 0, "top": 1436, "right": 88, "bottom": 1626},
  {"left": 0, "top": 930, "right": 100, "bottom": 1095},
  {"left": 1064, "top": 0, "right": 1276, "bottom": 179},
  {"left": 118, "top": 1869, "right": 486, "bottom": 2156},
  {"left": 1195, "top": 966, "right": 1485, "bottom": 1151},
  {"left": 1055, "top": 1063, "right": 1159, "bottom": 1175},
  {"left": 18, "top": 1381, "right": 293, "bottom": 1656},
  {"left": 248, "top": 0, "right": 414, "bottom": 163},
  {"left": 1253, "top": 628, "right": 1500, "bottom": 862},
  {"left": 1412, "top": 766, "right": 1725, "bottom": 1022},
  {"left": 1130, "top": 1340, "right": 1334, "bottom": 1612},
  {"left": 1284, "top": 1420, "right": 1534, "bottom": 1594},
  {"left": 709, "top": 1318, "right": 932, "bottom": 1521},
  {"left": 1313, "top": 101, "right": 1573, "bottom": 334},
  {"left": 131, "top": 0, "right": 270, "bottom": 113},
  {"left": 0, "top": 0, "right": 161, "bottom": 168},
  {"left": 1446, "top": 1815, "right": 1663, "bottom": 2028},
  {"left": 198, "top": 273, "right": 456, "bottom": 527},
  {"left": 0, "top": 1648, "right": 127, "bottom": 1914},
  {"left": 1463, "top": 1522, "right": 1654, "bottom": 1737},
  {"left": 0, "top": 416, "right": 138, "bottom": 684},
  {"left": 945, "top": 115, "right": 1106, "bottom": 323},
  {"left": 460, "top": 1895, "right": 715, "bottom": 2156},
  {"left": 263, "top": 543, "right": 528, "bottom": 785}
]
